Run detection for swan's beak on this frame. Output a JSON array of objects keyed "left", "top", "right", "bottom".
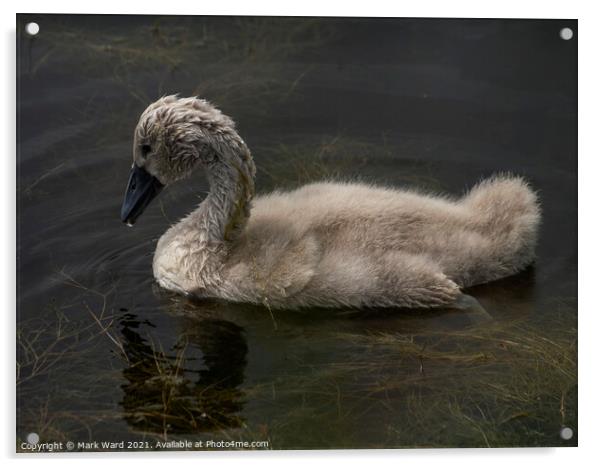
[{"left": 120, "top": 164, "right": 164, "bottom": 225}]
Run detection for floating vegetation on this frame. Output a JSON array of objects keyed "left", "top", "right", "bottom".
[
  {"left": 239, "top": 303, "right": 577, "bottom": 448},
  {"left": 255, "top": 134, "right": 446, "bottom": 192},
  {"left": 17, "top": 266, "right": 577, "bottom": 450},
  {"left": 26, "top": 16, "right": 336, "bottom": 114}
]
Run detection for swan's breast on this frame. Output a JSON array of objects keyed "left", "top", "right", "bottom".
[
  {"left": 152, "top": 229, "right": 196, "bottom": 294},
  {"left": 152, "top": 227, "right": 224, "bottom": 295}
]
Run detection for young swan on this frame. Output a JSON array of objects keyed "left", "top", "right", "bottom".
[{"left": 121, "top": 95, "right": 540, "bottom": 310}]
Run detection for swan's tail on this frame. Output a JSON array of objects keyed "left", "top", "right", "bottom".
[{"left": 460, "top": 174, "right": 541, "bottom": 285}]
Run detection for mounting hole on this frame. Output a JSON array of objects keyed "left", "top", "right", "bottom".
[
  {"left": 559, "top": 27, "right": 573, "bottom": 41},
  {"left": 25, "top": 22, "right": 39, "bottom": 36},
  {"left": 560, "top": 426, "right": 574, "bottom": 440}
]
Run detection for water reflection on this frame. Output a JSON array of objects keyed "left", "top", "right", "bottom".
[{"left": 119, "top": 312, "right": 248, "bottom": 434}]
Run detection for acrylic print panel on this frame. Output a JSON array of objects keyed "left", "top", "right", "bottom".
[{"left": 16, "top": 14, "right": 577, "bottom": 452}]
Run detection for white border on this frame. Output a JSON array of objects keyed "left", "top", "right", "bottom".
[
  {"left": 3, "top": 1, "right": 600, "bottom": 466},
  {"left": 0, "top": 0, "right": 588, "bottom": 18}
]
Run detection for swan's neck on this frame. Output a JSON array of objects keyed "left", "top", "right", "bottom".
[{"left": 193, "top": 140, "right": 255, "bottom": 244}]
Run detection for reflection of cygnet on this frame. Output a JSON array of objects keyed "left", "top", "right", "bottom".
[
  {"left": 121, "top": 95, "right": 540, "bottom": 310},
  {"left": 120, "top": 315, "right": 247, "bottom": 433}
]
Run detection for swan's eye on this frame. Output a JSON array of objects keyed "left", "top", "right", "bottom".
[{"left": 141, "top": 144, "right": 152, "bottom": 157}]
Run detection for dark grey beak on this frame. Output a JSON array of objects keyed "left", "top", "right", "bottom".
[{"left": 120, "top": 164, "right": 164, "bottom": 225}]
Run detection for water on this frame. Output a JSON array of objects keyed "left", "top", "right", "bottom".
[{"left": 17, "top": 15, "right": 577, "bottom": 449}]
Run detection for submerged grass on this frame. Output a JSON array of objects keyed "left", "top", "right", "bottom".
[
  {"left": 17, "top": 273, "right": 128, "bottom": 449},
  {"left": 254, "top": 134, "right": 446, "bottom": 193},
  {"left": 17, "top": 269, "right": 577, "bottom": 449},
  {"left": 240, "top": 304, "right": 577, "bottom": 448},
  {"left": 28, "top": 17, "right": 335, "bottom": 114}
]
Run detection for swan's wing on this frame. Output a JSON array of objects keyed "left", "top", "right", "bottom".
[
  {"left": 267, "top": 234, "right": 322, "bottom": 298},
  {"left": 222, "top": 234, "right": 322, "bottom": 305}
]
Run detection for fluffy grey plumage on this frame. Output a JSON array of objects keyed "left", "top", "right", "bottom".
[{"left": 131, "top": 95, "right": 541, "bottom": 310}]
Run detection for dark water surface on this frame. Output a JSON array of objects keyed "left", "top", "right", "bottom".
[{"left": 17, "top": 15, "right": 577, "bottom": 449}]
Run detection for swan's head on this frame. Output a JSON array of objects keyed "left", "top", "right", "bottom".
[{"left": 120, "top": 95, "right": 238, "bottom": 225}]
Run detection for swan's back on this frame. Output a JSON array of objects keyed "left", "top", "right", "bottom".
[
  {"left": 244, "top": 181, "right": 475, "bottom": 257},
  {"left": 242, "top": 177, "right": 539, "bottom": 289},
  {"left": 249, "top": 181, "right": 468, "bottom": 237}
]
